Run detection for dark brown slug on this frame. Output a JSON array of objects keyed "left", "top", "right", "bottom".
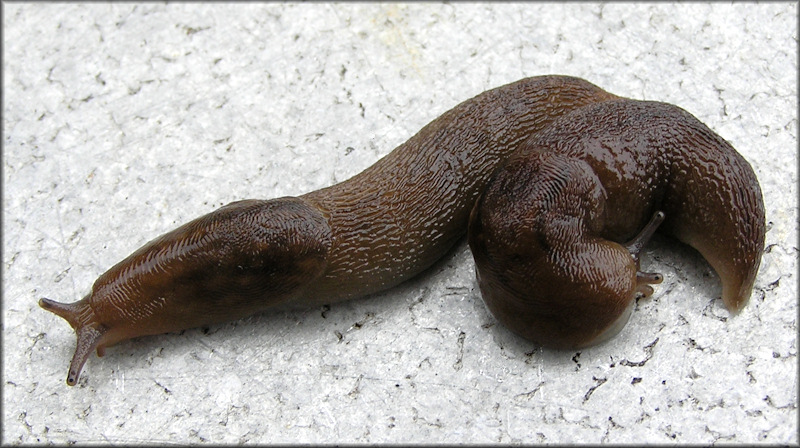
[
  {"left": 468, "top": 99, "right": 765, "bottom": 348},
  {"left": 39, "top": 75, "right": 765, "bottom": 386}
]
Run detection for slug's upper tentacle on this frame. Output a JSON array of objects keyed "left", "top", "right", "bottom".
[
  {"left": 626, "top": 211, "right": 666, "bottom": 263},
  {"left": 627, "top": 211, "right": 666, "bottom": 300},
  {"left": 468, "top": 99, "right": 765, "bottom": 349}
]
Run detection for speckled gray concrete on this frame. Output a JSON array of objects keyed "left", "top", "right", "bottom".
[{"left": 3, "top": 3, "right": 797, "bottom": 444}]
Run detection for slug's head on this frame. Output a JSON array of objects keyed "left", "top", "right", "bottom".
[
  {"left": 469, "top": 98, "right": 766, "bottom": 349},
  {"left": 468, "top": 152, "right": 665, "bottom": 349},
  {"left": 39, "top": 296, "right": 108, "bottom": 386},
  {"left": 40, "top": 197, "right": 332, "bottom": 385}
]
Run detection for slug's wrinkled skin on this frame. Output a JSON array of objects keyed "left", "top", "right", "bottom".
[
  {"left": 40, "top": 198, "right": 333, "bottom": 385},
  {"left": 468, "top": 100, "right": 765, "bottom": 348},
  {"left": 39, "top": 76, "right": 765, "bottom": 386}
]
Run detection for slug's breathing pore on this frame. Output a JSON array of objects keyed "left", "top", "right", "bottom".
[{"left": 39, "top": 76, "right": 765, "bottom": 385}]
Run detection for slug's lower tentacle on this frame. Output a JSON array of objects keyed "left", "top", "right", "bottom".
[{"left": 40, "top": 76, "right": 765, "bottom": 385}]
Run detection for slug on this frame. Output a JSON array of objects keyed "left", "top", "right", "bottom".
[
  {"left": 39, "top": 75, "right": 765, "bottom": 386},
  {"left": 468, "top": 99, "right": 765, "bottom": 348}
]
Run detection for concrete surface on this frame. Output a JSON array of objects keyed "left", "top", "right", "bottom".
[{"left": 3, "top": 2, "right": 797, "bottom": 444}]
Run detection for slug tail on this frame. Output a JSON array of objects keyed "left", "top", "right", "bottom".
[
  {"left": 659, "top": 104, "right": 765, "bottom": 316},
  {"left": 719, "top": 260, "right": 759, "bottom": 313},
  {"left": 39, "top": 297, "right": 108, "bottom": 386}
]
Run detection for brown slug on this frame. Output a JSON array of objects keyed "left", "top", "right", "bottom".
[
  {"left": 468, "top": 99, "right": 765, "bottom": 348},
  {"left": 39, "top": 75, "right": 765, "bottom": 386}
]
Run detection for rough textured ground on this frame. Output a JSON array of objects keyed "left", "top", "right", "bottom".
[{"left": 3, "top": 3, "right": 797, "bottom": 444}]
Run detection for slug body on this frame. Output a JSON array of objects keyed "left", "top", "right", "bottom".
[
  {"left": 39, "top": 76, "right": 765, "bottom": 385},
  {"left": 468, "top": 100, "right": 765, "bottom": 348}
]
